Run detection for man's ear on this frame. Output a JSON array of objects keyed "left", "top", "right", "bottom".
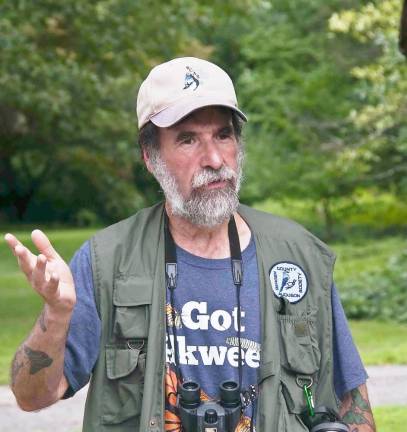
[{"left": 142, "top": 148, "right": 154, "bottom": 174}]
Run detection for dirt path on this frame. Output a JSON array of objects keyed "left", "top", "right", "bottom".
[{"left": 1, "top": 366, "right": 406, "bottom": 432}]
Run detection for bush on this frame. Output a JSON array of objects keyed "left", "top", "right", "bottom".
[{"left": 341, "top": 249, "right": 407, "bottom": 322}]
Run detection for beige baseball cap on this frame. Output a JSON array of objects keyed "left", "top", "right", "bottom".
[{"left": 136, "top": 57, "right": 247, "bottom": 129}]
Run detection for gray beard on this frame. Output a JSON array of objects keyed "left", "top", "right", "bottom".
[{"left": 149, "top": 151, "right": 244, "bottom": 227}]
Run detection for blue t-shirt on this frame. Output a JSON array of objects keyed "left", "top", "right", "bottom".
[
  {"left": 164, "top": 236, "right": 260, "bottom": 429},
  {"left": 65, "top": 239, "right": 367, "bottom": 410}
]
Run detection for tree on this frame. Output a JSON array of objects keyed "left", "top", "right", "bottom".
[
  {"left": 227, "top": 0, "right": 370, "bottom": 237},
  {"left": 329, "top": 0, "right": 407, "bottom": 196},
  {"left": 0, "top": 0, "right": 228, "bottom": 223}
]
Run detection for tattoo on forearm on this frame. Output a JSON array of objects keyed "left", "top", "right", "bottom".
[
  {"left": 342, "top": 388, "right": 374, "bottom": 430},
  {"left": 24, "top": 346, "right": 53, "bottom": 374},
  {"left": 11, "top": 346, "right": 25, "bottom": 387},
  {"left": 10, "top": 344, "right": 54, "bottom": 387},
  {"left": 38, "top": 309, "right": 47, "bottom": 332}
]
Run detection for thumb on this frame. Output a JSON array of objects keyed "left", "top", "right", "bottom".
[{"left": 31, "top": 230, "right": 60, "bottom": 260}]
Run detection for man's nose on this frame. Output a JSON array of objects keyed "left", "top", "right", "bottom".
[{"left": 200, "top": 139, "right": 223, "bottom": 170}]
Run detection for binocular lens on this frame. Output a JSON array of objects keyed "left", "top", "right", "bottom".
[
  {"left": 220, "top": 380, "right": 240, "bottom": 408},
  {"left": 311, "top": 422, "right": 350, "bottom": 432}
]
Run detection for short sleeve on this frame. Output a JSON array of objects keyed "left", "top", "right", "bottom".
[
  {"left": 63, "top": 241, "right": 101, "bottom": 398},
  {"left": 332, "top": 283, "right": 368, "bottom": 400}
]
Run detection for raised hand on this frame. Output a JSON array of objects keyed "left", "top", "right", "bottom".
[{"left": 4, "top": 230, "right": 76, "bottom": 315}]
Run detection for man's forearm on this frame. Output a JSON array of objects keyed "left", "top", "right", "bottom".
[
  {"left": 11, "top": 306, "right": 71, "bottom": 410},
  {"left": 339, "top": 384, "right": 376, "bottom": 432}
]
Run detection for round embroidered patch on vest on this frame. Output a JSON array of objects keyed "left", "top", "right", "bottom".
[{"left": 269, "top": 262, "right": 308, "bottom": 304}]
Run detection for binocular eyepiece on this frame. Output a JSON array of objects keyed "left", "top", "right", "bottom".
[{"left": 178, "top": 380, "right": 241, "bottom": 432}]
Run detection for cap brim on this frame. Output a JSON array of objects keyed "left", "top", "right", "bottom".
[{"left": 149, "top": 96, "right": 247, "bottom": 128}]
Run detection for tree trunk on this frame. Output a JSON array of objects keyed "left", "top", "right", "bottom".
[
  {"left": 321, "top": 197, "right": 334, "bottom": 240},
  {"left": 400, "top": 0, "right": 407, "bottom": 57}
]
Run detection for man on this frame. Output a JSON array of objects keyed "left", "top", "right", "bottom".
[{"left": 5, "top": 57, "right": 375, "bottom": 431}]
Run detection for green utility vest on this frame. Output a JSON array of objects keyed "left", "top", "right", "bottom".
[{"left": 83, "top": 203, "right": 339, "bottom": 431}]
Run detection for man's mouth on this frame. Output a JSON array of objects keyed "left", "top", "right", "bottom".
[{"left": 205, "top": 179, "right": 228, "bottom": 189}]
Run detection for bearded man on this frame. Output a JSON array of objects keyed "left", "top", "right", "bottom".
[{"left": 6, "top": 57, "right": 375, "bottom": 432}]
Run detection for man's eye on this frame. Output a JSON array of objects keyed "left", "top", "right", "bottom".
[
  {"left": 219, "top": 132, "right": 232, "bottom": 140},
  {"left": 181, "top": 137, "right": 193, "bottom": 145}
]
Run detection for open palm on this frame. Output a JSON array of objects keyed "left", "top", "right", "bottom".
[{"left": 4, "top": 230, "right": 76, "bottom": 314}]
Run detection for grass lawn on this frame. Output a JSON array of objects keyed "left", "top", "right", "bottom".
[
  {"left": 349, "top": 320, "right": 407, "bottom": 365},
  {"left": 373, "top": 406, "right": 407, "bottom": 432},
  {"left": 0, "top": 227, "right": 406, "bottom": 385}
]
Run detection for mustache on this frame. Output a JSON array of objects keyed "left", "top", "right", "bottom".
[{"left": 191, "top": 166, "right": 237, "bottom": 189}]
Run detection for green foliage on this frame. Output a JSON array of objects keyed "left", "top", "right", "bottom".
[
  {"left": 223, "top": 0, "right": 384, "bottom": 238},
  {"left": 340, "top": 249, "right": 407, "bottom": 322},
  {"left": 236, "top": 0, "right": 406, "bottom": 237},
  {"left": 333, "top": 235, "right": 406, "bottom": 284},
  {"left": 330, "top": 0, "right": 407, "bottom": 195},
  {"left": 238, "top": 1, "right": 363, "bottom": 204},
  {"left": 0, "top": 1, "right": 254, "bottom": 223},
  {"left": 1, "top": 0, "right": 405, "bottom": 236},
  {"left": 256, "top": 191, "right": 407, "bottom": 241}
]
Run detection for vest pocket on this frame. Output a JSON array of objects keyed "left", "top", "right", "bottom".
[
  {"left": 278, "top": 315, "right": 321, "bottom": 375},
  {"left": 113, "top": 276, "right": 153, "bottom": 339},
  {"left": 102, "top": 343, "right": 146, "bottom": 425},
  {"left": 277, "top": 314, "right": 321, "bottom": 424}
]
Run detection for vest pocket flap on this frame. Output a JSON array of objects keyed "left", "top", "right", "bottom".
[
  {"left": 113, "top": 277, "right": 153, "bottom": 339},
  {"left": 106, "top": 345, "right": 140, "bottom": 379},
  {"left": 113, "top": 276, "right": 153, "bottom": 306}
]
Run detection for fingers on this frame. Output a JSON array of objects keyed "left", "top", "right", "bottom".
[
  {"left": 32, "top": 254, "right": 59, "bottom": 295},
  {"left": 31, "top": 230, "right": 60, "bottom": 260},
  {"left": 4, "top": 233, "right": 22, "bottom": 256},
  {"left": 4, "top": 233, "right": 37, "bottom": 276},
  {"left": 45, "top": 272, "right": 60, "bottom": 298},
  {"left": 14, "top": 244, "right": 36, "bottom": 276},
  {"left": 19, "top": 252, "right": 61, "bottom": 302},
  {"left": 31, "top": 254, "right": 47, "bottom": 289},
  {"left": 4, "top": 232, "right": 63, "bottom": 305}
]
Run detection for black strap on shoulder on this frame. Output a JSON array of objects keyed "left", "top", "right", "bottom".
[
  {"left": 228, "top": 215, "right": 244, "bottom": 391},
  {"left": 164, "top": 211, "right": 181, "bottom": 381},
  {"left": 228, "top": 215, "right": 243, "bottom": 285},
  {"left": 164, "top": 212, "right": 177, "bottom": 290}
]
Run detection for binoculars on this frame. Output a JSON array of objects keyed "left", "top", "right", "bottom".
[
  {"left": 302, "top": 406, "right": 349, "bottom": 432},
  {"left": 178, "top": 380, "right": 241, "bottom": 432},
  {"left": 178, "top": 380, "right": 348, "bottom": 432}
]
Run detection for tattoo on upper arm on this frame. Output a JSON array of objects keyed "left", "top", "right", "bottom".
[
  {"left": 38, "top": 309, "right": 47, "bottom": 332},
  {"left": 24, "top": 346, "right": 53, "bottom": 374},
  {"left": 342, "top": 388, "right": 374, "bottom": 430}
]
